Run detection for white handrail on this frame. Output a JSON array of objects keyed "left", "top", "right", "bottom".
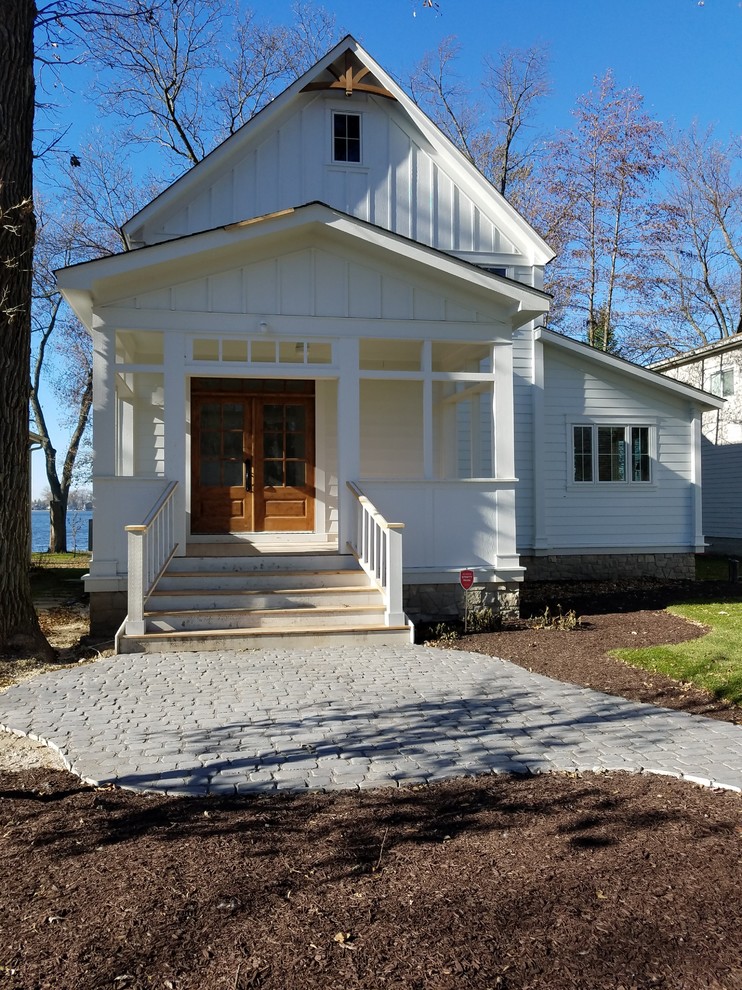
[
  {"left": 123, "top": 481, "right": 179, "bottom": 636},
  {"left": 346, "top": 481, "right": 406, "bottom": 626}
]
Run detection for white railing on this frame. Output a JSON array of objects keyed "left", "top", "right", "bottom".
[
  {"left": 346, "top": 481, "right": 406, "bottom": 626},
  {"left": 123, "top": 481, "right": 179, "bottom": 636}
]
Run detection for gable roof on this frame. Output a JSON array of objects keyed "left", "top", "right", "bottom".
[
  {"left": 650, "top": 334, "right": 742, "bottom": 372},
  {"left": 536, "top": 328, "right": 724, "bottom": 410},
  {"left": 59, "top": 201, "right": 551, "bottom": 331},
  {"left": 122, "top": 35, "right": 554, "bottom": 267}
]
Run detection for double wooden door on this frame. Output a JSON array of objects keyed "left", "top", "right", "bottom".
[{"left": 191, "top": 389, "right": 315, "bottom": 534}]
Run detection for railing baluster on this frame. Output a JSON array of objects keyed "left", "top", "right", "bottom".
[
  {"left": 124, "top": 481, "right": 179, "bottom": 638},
  {"left": 346, "top": 481, "right": 406, "bottom": 628}
]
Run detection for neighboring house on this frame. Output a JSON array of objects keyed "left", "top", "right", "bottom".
[
  {"left": 653, "top": 336, "right": 742, "bottom": 555},
  {"left": 56, "top": 36, "right": 721, "bottom": 649}
]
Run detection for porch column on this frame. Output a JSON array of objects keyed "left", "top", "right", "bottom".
[
  {"left": 492, "top": 340, "right": 520, "bottom": 567},
  {"left": 336, "top": 337, "right": 360, "bottom": 552},
  {"left": 88, "top": 320, "right": 119, "bottom": 579},
  {"left": 163, "top": 332, "right": 187, "bottom": 556}
]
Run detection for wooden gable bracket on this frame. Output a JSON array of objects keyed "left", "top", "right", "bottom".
[{"left": 301, "top": 51, "right": 396, "bottom": 100}]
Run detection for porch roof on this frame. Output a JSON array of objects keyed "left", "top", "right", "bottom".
[
  {"left": 57, "top": 201, "right": 551, "bottom": 332},
  {"left": 537, "top": 327, "right": 725, "bottom": 411}
]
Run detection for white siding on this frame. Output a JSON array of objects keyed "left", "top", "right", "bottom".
[
  {"left": 702, "top": 439, "right": 742, "bottom": 540},
  {"left": 138, "top": 93, "right": 521, "bottom": 263},
  {"left": 110, "top": 246, "right": 484, "bottom": 325},
  {"left": 521, "top": 346, "right": 697, "bottom": 553}
]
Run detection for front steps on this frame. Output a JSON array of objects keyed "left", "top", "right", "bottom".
[{"left": 116, "top": 551, "right": 412, "bottom": 653}]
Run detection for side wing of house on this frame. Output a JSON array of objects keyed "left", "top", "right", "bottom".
[{"left": 513, "top": 329, "right": 722, "bottom": 581}]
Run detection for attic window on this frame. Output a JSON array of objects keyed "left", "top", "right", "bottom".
[
  {"left": 333, "top": 112, "right": 361, "bottom": 163},
  {"left": 481, "top": 266, "right": 509, "bottom": 278}
]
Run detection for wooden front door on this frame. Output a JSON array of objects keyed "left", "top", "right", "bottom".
[{"left": 191, "top": 384, "right": 315, "bottom": 534}]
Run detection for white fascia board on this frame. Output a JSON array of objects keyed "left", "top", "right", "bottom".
[
  {"left": 121, "top": 36, "right": 555, "bottom": 267},
  {"left": 60, "top": 203, "right": 550, "bottom": 331},
  {"left": 536, "top": 327, "right": 725, "bottom": 410}
]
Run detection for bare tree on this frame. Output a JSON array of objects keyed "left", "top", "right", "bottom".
[
  {"left": 543, "top": 71, "right": 662, "bottom": 352},
  {"left": 30, "top": 137, "right": 147, "bottom": 552},
  {"left": 87, "top": 0, "right": 342, "bottom": 167},
  {"left": 647, "top": 125, "right": 741, "bottom": 354},
  {"left": 0, "top": 0, "right": 53, "bottom": 656},
  {"left": 410, "top": 38, "right": 550, "bottom": 208}
]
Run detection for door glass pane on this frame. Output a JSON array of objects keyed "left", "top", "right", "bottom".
[
  {"left": 264, "top": 433, "right": 283, "bottom": 458},
  {"left": 223, "top": 431, "right": 243, "bottom": 458},
  {"left": 222, "top": 402, "right": 244, "bottom": 430},
  {"left": 201, "top": 461, "right": 221, "bottom": 486},
  {"left": 201, "top": 404, "right": 221, "bottom": 430},
  {"left": 286, "top": 461, "right": 306, "bottom": 487},
  {"left": 263, "top": 404, "right": 284, "bottom": 431},
  {"left": 200, "top": 432, "right": 221, "bottom": 457},
  {"left": 264, "top": 460, "right": 283, "bottom": 487},
  {"left": 286, "top": 433, "right": 305, "bottom": 458},
  {"left": 285, "top": 404, "right": 305, "bottom": 432},
  {"left": 223, "top": 460, "right": 243, "bottom": 486}
]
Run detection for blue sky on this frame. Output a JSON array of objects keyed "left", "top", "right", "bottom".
[{"left": 33, "top": 0, "right": 741, "bottom": 497}]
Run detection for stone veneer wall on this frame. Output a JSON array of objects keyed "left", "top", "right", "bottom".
[
  {"left": 89, "top": 591, "right": 127, "bottom": 636},
  {"left": 403, "top": 582, "right": 520, "bottom": 624},
  {"left": 519, "top": 552, "right": 696, "bottom": 583}
]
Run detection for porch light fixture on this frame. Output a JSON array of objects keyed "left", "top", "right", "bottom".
[{"left": 258, "top": 320, "right": 269, "bottom": 334}]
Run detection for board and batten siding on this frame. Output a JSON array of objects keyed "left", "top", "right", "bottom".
[
  {"left": 517, "top": 341, "right": 697, "bottom": 553},
  {"left": 134, "top": 93, "right": 520, "bottom": 262},
  {"left": 110, "top": 245, "right": 486, "bottom": 329}
]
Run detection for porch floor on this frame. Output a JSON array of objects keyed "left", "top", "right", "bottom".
[{"left": 185, "top": 535, "right": 340, "bottom": 557}]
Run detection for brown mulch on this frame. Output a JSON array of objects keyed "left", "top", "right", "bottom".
[
  {"left": 1, "top": 769, "right": 741, "bottom": 990},
  {"left": 2, "top": 578, "right": 742, "bottom": 989}
]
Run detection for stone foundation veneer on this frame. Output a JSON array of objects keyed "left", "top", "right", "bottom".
[
  {"left": 89, "top": 591, "right": 128, "bottom": 636},
  {"left": 403, "top": 582, "right": 520, "bottom": 624},
  {"left": 519, "top": 552, "right": 696, "bottom": 583}
]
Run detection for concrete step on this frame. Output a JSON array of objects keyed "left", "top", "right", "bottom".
[
  {"left": 117, "top": 623, "right": 412, "bottom": 654},
  {"left": 166, "top": 553, "right": 356, "bottom": 575},
  {"left": 144, "top": 604, "right": 387, "bottom": 633},
  {"left": 155, "top": 568, "right": 372, "bottom": 592},
  {"left": 146, "top": 585, "right": 383, "bottom": 612}
]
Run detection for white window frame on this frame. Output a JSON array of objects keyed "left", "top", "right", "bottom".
[
  {"left": 708, "top": 368, "right": 734, "bottom": 398},
  {"left": 570, "top": 422, "right": 655, "bottom": 487},
  {"left": 331, "top": 110, "right": 362, "bottom": 164}
]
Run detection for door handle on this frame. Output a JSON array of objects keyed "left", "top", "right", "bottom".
[{"left": 245, "top": 458, "right": 252, "bottom": 492}]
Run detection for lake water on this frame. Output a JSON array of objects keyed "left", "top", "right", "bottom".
[{"left": 31, "top": 509, "right": 93, "bottom": 553}]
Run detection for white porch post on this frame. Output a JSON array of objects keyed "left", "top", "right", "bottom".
[
  {"left": 492, "top": 340, "right": 520, "bottom": 567},
  {"left": 163, "top": 332, "right": 187, "bottom": 555},
  {"left": 88, "top": 321, "right": 119, "bottom": 579},
  {"left": 422, "top": 340, "right": 434, "bottom": 480},
  {"left": 336, "top": 337, "right": 360, "bottom": 552}
]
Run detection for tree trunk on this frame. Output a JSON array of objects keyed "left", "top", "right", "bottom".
[
  {"left": 49, "top": 497, "right": 68, "bottom": 553},
  {"left": 0, "top": 0, "right": 54, "bottom": 658}
]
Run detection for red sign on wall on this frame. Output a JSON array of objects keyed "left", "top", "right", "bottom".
[{"left": 459, "top": 569, "right": 474, "bottom": 590}]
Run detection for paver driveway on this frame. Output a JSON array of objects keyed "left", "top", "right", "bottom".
[{"left": 2, "top": 645, "right": 742, "bottom": 795}]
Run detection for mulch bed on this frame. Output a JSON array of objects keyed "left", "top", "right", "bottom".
[
  {"left": 1, "top": 769, "right": 741, "bottom": 990},
  {"left": 2, "top": 578, "right": 742, "bottom": 989}
]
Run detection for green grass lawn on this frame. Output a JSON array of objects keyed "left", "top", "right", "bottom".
[
  {"left": 615, "top": 600, "right": 742, "bottom": 706},
  {"left": 30, "top": 562, "right": 88, "bottom": 603}
]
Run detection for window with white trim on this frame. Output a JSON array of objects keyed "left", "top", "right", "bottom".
[
  {"left": 332, "top": 111, "right": 361, "bottom": 163},
  {"left": 572, "top": 424, "right": 652, "bottom": 484}
]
